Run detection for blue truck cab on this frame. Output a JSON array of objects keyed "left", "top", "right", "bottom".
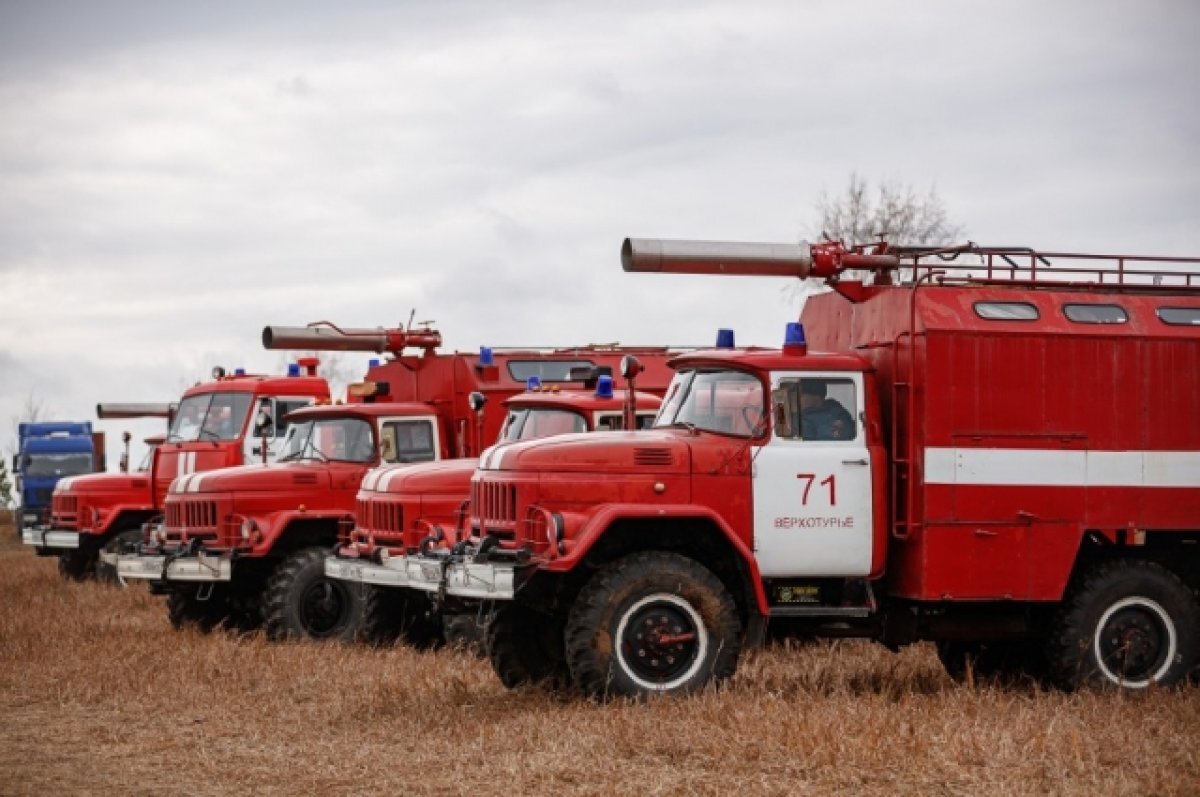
[{"left": 15, "top": 422, "right": 101, "bottom": 529}]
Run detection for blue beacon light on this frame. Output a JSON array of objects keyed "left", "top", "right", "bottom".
[
  {"left": 479, "top": 346, "right": 495, "bottom": 367},
  {"left": 234, "top": 367, "right": 245, "bottom": 376},
  {"left": 286, "top": 363, "right": 301, "bottom": 377},
  {"left": 783, "top": 322, "right": 807, "bottom": 355},
  {"left": 527, "top": 376, "right": 542, "bottom": 391},
  {"left": 368, "top": 358, "right": 380, "bottom": 368},
  {"left": 594, "top": 374, "right": 614, "bottom": 399},
  {"left": 715, "top": 328, "right": 735, "bottom": 349}
]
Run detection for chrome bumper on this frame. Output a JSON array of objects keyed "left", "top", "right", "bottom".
[
  {"left": 115, "top": 551, "right": 233, "bottom": 582},
  {"left": 21, "top": 527, "right": 80, "bottom": 549},
  {"left": 439, "top": 560, "right": 516, "bottom": 600},
  {"left": 324, "top": 556, "right": 410, "bottom": 588}
]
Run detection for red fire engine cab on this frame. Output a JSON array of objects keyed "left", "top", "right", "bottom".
[
  {"left": 25, "top": 365, "right": 329, "bottom": 581},
  {"left": 419, "top": 238, "right": 1200, "bottom": 697},
  {"left": 113, "top": 322, "right": 679, "bottom": 640},
  {"left": 324, "top": 379, "right": 663, "bottom": 646}
]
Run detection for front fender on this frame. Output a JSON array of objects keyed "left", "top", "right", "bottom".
[
  {"left": 251, "top": 509, "right": 354, "bottom": 554},
  {"left": 543, "top": 503, "right": 770, "bottom": 616}
]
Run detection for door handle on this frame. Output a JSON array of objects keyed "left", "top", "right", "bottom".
[
  {"left": 974, "top": 528, "right": 999, "bottom": 538},
  {"left": 841, "top": 458, "right": 868, "bottom": 466}
]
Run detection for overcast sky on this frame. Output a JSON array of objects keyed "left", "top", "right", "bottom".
[{"left": 2, "top": 0, "right": 1198, "bottom": 469}]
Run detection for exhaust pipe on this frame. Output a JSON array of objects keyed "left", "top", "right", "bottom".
[
  {"left": 96, "top": 403, "right": 176, "bottom": 419},
  {"left": 621, "top": 238, "right": 901, "bottom": 280},
  {"left": 262, "top": 323, "right": 443, "bottom": 355}
]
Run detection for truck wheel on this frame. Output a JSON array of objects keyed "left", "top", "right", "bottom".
[
  {"left": 95, "top": 528, "right": 142, "bottom": 585},
  {"left": 57, "top": 550, "right": 93, "bottom": 582},
  {"left": 167, "top": 586, "right": 230, "bottom": 633},
  {"left": 936, "top": 640, "right": 1048, "bottom": 686},
  {"left": 360, "top": 586, "right": 443, "bottom": 649},
  {"left": 564, "top": 551, "right": 741, "bottom": 698},
  {"left": 264, "top": 548, "right": 363, "bottom": 642},
  {"left": 1048, "top": 560, "right": 1199, "bottom": 690},
  {"left": 486, "top": 602, "right": 570, "bottom": 689}
]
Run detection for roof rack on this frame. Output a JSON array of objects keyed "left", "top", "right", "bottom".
[{"left": 892, "top": 244, "right": 1200, "bottom": 292}]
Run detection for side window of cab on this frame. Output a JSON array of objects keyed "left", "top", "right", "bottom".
[{"left": 772, "top": 378, "right": 858, "bottom": 442}]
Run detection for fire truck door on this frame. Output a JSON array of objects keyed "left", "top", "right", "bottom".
[
  {"left": 752, "top": 372, "right": 873, "bottom": 578},
  {"left": 243, "top": 397, "right": 314, "bottom": 464}
]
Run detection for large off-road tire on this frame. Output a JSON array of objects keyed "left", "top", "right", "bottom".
[
  {"left": 360, "top": 586, "right": 443, "bottom": 649},
  {"left": 57, "top": 550, "right": 94, "bottom": 582},
  {"left": 167, "top": 586, "right": 231, "bottom": 633},
  {"left": 95, "top": 528, "right": 143, "bottom": 585},
  {"left": 263, "top": 548, "right": 363, "bottom": 642},
  {"left": 936, "top": 640, "right": 1048, "bottom": 686},
  {"left": 564, "top": 551, "right": 742, "bottom": 699},
  {"left": 1047, "top": 560, "right": 1199, "bottom": 690},
  {"left": 486, "top": 602, "right": 570, "bottom": 689}
]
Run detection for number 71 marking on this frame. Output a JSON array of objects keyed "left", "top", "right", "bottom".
[{"left": 796, "top": 473, "right": 837, "bottom": 506}]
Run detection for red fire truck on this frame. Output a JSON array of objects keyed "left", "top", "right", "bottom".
[
  {"left": 113, "top": 322, "right": 679, "bottom": 640},
  {"left": 325, "top": 380, "right": 663, "bottom": 646},
  {"left": 24, "top": 366, "right": 330, "bottom": 581},
  {"left": 413, "top": 239, "right": 1200, "bottom": 697}
]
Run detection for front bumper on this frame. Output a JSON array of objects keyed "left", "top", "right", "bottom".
[
  {"left": 115, "top": 550, "right": 233, "bottom": 582},
  {"left": 439, "top": 560, "right": 517, "bottom": 600},
  {"left": 21, "top": 526, "right": 80, "bottom": 550},
  {"left": 324, "top": 555, "right": 411, "bottom": 588}
]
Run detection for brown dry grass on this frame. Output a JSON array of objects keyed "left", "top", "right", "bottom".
[{"left": 1, "top": 527, "right": 1197, "bottom": 797}]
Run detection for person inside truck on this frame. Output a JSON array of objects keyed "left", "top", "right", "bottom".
[{"left": 799, "top": 380, "right": 854, "bottom": 441}]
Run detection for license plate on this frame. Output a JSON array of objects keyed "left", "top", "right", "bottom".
[{"left": 419, "top": 562, "right": 442, "bottom": 582}]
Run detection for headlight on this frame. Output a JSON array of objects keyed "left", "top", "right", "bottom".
[{"left": 240, "top": 517, "right": 258, "bottom": 540}]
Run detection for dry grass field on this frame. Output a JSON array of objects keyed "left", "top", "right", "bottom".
[{"left": 1, "top": 527, "right": 1197, "bottom": 797}]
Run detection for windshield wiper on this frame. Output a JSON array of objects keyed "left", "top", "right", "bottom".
[{"left": 197, "top": 428, "right": 221, "bottom": 442}]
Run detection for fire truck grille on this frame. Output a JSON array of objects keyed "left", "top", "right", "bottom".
[
  {"left": 164, "top": 500, "right": 219, "bottom": 539},
  {"left": 51, "top": 494, "right": 79, "bottom": 528},
  {"left": 472, "top": 480, "right": 518, "bottom": 532},
  {"left": 357, "top": 498, "right": 404, "bottom": 537}
]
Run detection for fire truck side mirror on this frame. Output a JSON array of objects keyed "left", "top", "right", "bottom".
[
  {"left": 468, "top": 392, "right": 487, "bottom": 413},
  {"left": 379, "top": 435, "right": 396, "bottom": 462},
  {"left": 122, "top": 431, "right": 132, "bottom": 443},
  {"left": 254, "top": 409, "right": 273, "bottom": 437},
  {"left": 771, "top": 388, "right": 792, "bottom": 438},
  {"left": 620, "top": 355, "right": 643, "bottom": 380}
]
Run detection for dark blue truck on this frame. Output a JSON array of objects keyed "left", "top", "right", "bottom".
[{"left": 14, "top": 422, "right": 103, "bottom": 529}]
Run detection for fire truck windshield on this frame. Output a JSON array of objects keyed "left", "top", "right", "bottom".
[
  {"left": 25, "top": 453, "right": 93, "bottom": 478},
  {"left": 279, "top": 417, "right": 375, "bottom": 463},
  {"left": 168, "top": 393, "right": 253, "bottom": 442},
  {"left": 654, "top": 368, "right": 764, "bottom": 437},
  {"left": 501, "top": 408, "right": 588, "bottom": 442}
]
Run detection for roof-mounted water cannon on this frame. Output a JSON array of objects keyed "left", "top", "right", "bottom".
[
  {"left": 261, "top": 321, "right": 443, "bottom": 356},
  {"left": 621, "top": 238, "right": 902, "bottom": 298},
  {"left": 620, "top": 355, "right": 644, "bottom": 431},
  {"left": 95, "top": 403, "right": 176, "bottom": 420},
  {"left": 296, "top": 357, "right": 320, "bottom": 377}
]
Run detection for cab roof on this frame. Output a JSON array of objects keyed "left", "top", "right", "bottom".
[
  {"left": 503, "top": 388, "right": 662, "bottom": 412},
  {"left": 181, "top": 374, "right": 330, "bottom": 399},
  {"left": 668, "top": 347, "right": 870, "bottom": 374},
  {"left": 286, "top": 401, "right": 439, "bottom": 421}
]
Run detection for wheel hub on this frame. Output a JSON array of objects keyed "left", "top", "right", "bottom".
[
  {"left": 622, "top": 602, "right": 700, "bottom": 683},
  {"left": 299, "top": 579, "right": 349, "bottom": 636}
]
